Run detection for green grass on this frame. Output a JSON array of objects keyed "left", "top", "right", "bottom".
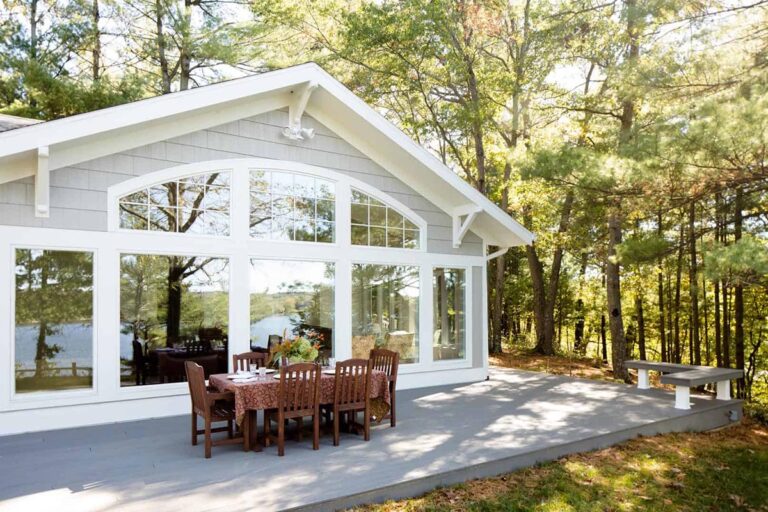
[{"left": 353, "top": 422, "right": 768, "bottom": 512}]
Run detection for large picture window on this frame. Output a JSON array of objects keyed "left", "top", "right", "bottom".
[
  {"left": 250, "top": 260, "right": 334, "bottom": 358},
  {"left": 433, "top": 268, "right": 466, "bottom": 361},
  {"left": 351, "top": 264, "right": 419, "bottom": 363},
  {"left": 250, "top": 170, "right": 335, "bottom": 242},
  {"left": 118, "top": 172, "right": 231, "bottom": 236},
  {"left": 351, "top": 189, "right": 420, "bottom": 249},
  {"left": 14, "top": 249, "right": 94, "bottom": 393},
  {"left": 119, "top": 253, "right": 229, "bottom": 386}
]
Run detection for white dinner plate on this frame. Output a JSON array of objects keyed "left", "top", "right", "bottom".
[{"left": 322, "top": 369, "right": 336, "bottom": 375}]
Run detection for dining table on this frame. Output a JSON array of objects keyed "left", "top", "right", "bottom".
[{"left": 209, "top": 368, "right": 391, "bottom": 450}]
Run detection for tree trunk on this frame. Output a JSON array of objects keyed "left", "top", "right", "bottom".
[
  {"left": 734, "top": 189, "right": 745, "bottom": 397},
  {"left": 673, "top": 219, "right": 683, "bottom": 363},
  {"left": 607, "top": 209, "right": 628, "bottom": 381},
  {"left": 155, "top": 0, "right": 172, "bottom": 94},
  {"left": 657, "top": 211, "right": 667, "bottom": 362},
  {"left": 636, "top": 295, "right": 646, "bottom": 360},
  {"left": 526, "top": 244, "right": 548, "bottom": 353},
  {"left": 601, "top": 314, "right": 607, "bottom": 363},
  {"left": 688, "top": 202, "right": 700, "bottom": 365},
  {"left": 34, "top": 261, "right": 48, "bottom": 378},
  {"left": 92, "top": 0, "right": 101, "bottom": 81},
  {"left": 166, "top": 260, "right": 184, "bottom": 347}
]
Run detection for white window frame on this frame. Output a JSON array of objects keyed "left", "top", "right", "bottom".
[
  {"left": 1, "top": 158, "right": 481, "bottom": 412},
  {"left": 7, "top": 243, "right": 100, "bottom": 406}
]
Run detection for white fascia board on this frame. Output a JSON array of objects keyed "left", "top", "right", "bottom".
[
  {"left": 308, "top": 69, "right": 535, "bottom": 246},
  {"left": 0, "top": 63, "right": 320, "bottom": 158}
]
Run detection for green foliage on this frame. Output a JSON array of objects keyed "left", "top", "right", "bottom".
[{"left": 704, "top": 237, "right": 768, "bottom": 287}]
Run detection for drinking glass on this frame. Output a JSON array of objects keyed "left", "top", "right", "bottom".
[
  {"left": 249, "top": 364, "right": 258, "bottom": 375},
  {"left": 259, "top": 367, "right": 267, "bottom": 378},
  {"left": 328, "top": 357, "right": 336, "bottom": 369}
]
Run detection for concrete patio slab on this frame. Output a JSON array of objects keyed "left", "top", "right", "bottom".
[{"left": 0, "top": 368, "right": 742, "bottom": 512}]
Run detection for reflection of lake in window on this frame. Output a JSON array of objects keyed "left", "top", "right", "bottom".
[
  {"left": 119, "top": 254, "right": 230, "bottom": 387},
  {"left": 14, "top": 249, "right": 94, "bottom": 393},
  {"left": 249, "top": 260, "right": 335, "bottom": 357}
]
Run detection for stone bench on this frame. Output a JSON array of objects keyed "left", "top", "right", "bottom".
[{"left": 626, "top": 360, "right": 744, "bottom": 410}]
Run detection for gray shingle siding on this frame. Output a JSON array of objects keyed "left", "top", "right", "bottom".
[{"left": 0, "top": 110, "right": 483, "bottom": 256}]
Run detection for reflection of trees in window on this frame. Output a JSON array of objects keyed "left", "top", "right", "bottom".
[
  {"left": 433, "top": 268, "right": 466, "bottom": 360},
  {"left": 120, "top": 254, "right": 229, "bottom": 350},
  {"left": 14, "top": 249, "right": 93, "bottom": 392},
  {"left": 351, "top": 189, "right": 419, "bottom": 249},
  {"left": 118, "top": 172, "right": 230, "bottom": 235},
  {"left": 352, "top": 264, "right": 419, "bottom": 363},
  {"left": 249, "top": 170, "right": 335, "bottom": 242}
]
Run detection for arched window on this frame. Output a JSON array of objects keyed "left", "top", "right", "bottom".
[
  {"left": 249, "top": 169, "right": 336, "bottom": 243},
  {"left": 350, "top": 188, "right": 420, "bottom": 249},
  {"left": 118, "top": 171, "right": 231, "bottom": 236}
]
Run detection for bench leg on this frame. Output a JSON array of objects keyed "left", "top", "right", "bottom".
[
  {"left": 675, "top": 386, "right": 691, "bottom": 410},
  {"left": 637, "top": 369, "right": 650, "bottom": 390},
  {"left": 716, "top": 380, "right": 731, "bottom": 400}
]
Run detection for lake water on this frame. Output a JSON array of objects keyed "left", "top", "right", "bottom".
[{"left": 15, "top": 316, "right": 298, "bottom": 369}]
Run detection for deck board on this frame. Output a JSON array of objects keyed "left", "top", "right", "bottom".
[{"left": 0, "top": 368, "right": 742, "bottom": 512}]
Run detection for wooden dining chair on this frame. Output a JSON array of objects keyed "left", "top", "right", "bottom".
[
  {"left": 232, "top": 351, "right": 268, "bottom": 372},
  {"left": 185, "top": 361, "right": 243, "bottom": 458},
  {"left": 370, "top": 348, "right": 399, "bottom": 427},
  {"left": 327, "top": 358, "right": 373, "bottom": 446},
  {"left": 264, "top": 362, "right": 321, "bottom": 456}
]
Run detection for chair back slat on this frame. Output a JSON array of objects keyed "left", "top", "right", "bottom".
[
  {"left": 334, "top": 358, "right": 372, "bottom": 408},
  {"left": 370, "top": 348, "right": 399, "bottom": 384},
  {"left": 185, "top": 361, "right": 209, "bottom": 416},
  {"left": 232, "top": 351, "right": 268, "bottom": 372},
  {"left": 278, "top": 363, "right": 320, "bottom": 417}
]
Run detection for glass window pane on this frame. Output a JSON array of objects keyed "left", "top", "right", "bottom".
[
  {"left": 433, "top": 268, "right": 466, "bottom": 361},
  {"left": 351, "top": 225, "right": 368, "bottom": 245},
  {"left": 387, "top": 209, "right": 404, "bottom": 229},
  {"left": 294, "top": 197, "right": 315, "bottom": 223},
  {"left": 149, "top": 206, "right": 175, "bottom": 232},
  {"left": 317, "top": 199, "right": 335, "bottom": 222},
  {"left": 404, "top": 229, "right": 419, "bottom": 249},
  {"left": 250, "top": 260, "right": 334, "bottom": 359},
  {"left": 351, "top": 190, "right": 368, "bottom": 204},
  {"left": 370, "top": 226, "right": 386, "bottom": 247},
  {"left": 352, "top": 264, "right": 419, "bottom": 363},
  {"left": 316, "top": 180, "right": 335, "bottom": 200},
  {"left": 295, "top": 218, "right": 316, "bottom": 242},
  {"left": 178, "top": 183, "right": 206, "bottom": 208},
  {"left": 351, "top": 203, "right": 368, "bottom": 225},
  {"left": 250, "top": 170, "right": 270, "bottom": 193},
  {"left": 294, "top": 174, "right": 315, "bottom": 198},
  {"left": 15, "top": 249, "right": 94, "bottom": 393},
  {"left": 201, "top": 186, "right": 229, "bottom": 211},
  {"left": 149, "top": 184, "right": 174, "bottom": 206},
  {"left": 404, "top": 218, "right": 419, "bottom": 231},
  {"left": 369, "top": 205, "right": 386, "bottom": 226},
  {"left": 271, "top": 172, "right": 294, "bottom": 195},
  {"left": 120, "top": 203, "right": 148, "bottom": 230},
  {"left": 122, "top": 190, "right": 148, "bottom": 204},
  {"left": 250, "top": 192, "right": 271, "bottom": 238},
  {"left": 208, "top": 172, "right": 230, "bottom": 187},
  {"left": 387, "top": 228, "right": 403, "bottom": 248},
  {"left": 120, "top": 254, "right": 229, "bottom": 386},
  {"left": 317, "top": 221, "right": 335, "bottom": 243}
]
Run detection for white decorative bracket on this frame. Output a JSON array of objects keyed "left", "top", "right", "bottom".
[
  {"left": 35, "top": 146, "right": 50, "bottom": 218},
  {"left": 452, "top": 204, "right": 482, "bottom": 248},
  {"left": 486, "top": 246, "right": 510, "bottom": 261},
  {"left": 282, "top": 81, "right": 319, "bottom": 141}
]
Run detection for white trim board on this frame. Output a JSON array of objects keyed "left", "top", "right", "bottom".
[{"left": 0, "top": 63, "right": 534, "bottom": 249}]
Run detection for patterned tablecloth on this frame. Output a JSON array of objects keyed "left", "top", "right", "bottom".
[{"left": 210, "top": 370, "right": 391, "bottom": 425}]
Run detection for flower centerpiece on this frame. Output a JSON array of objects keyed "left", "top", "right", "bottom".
[{"left": 271, "top": 330, "right": 322, "bottom": 365}]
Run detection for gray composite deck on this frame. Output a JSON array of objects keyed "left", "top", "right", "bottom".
[{"left": 0, "top": 368, "right": 742, "bottom": 512}]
